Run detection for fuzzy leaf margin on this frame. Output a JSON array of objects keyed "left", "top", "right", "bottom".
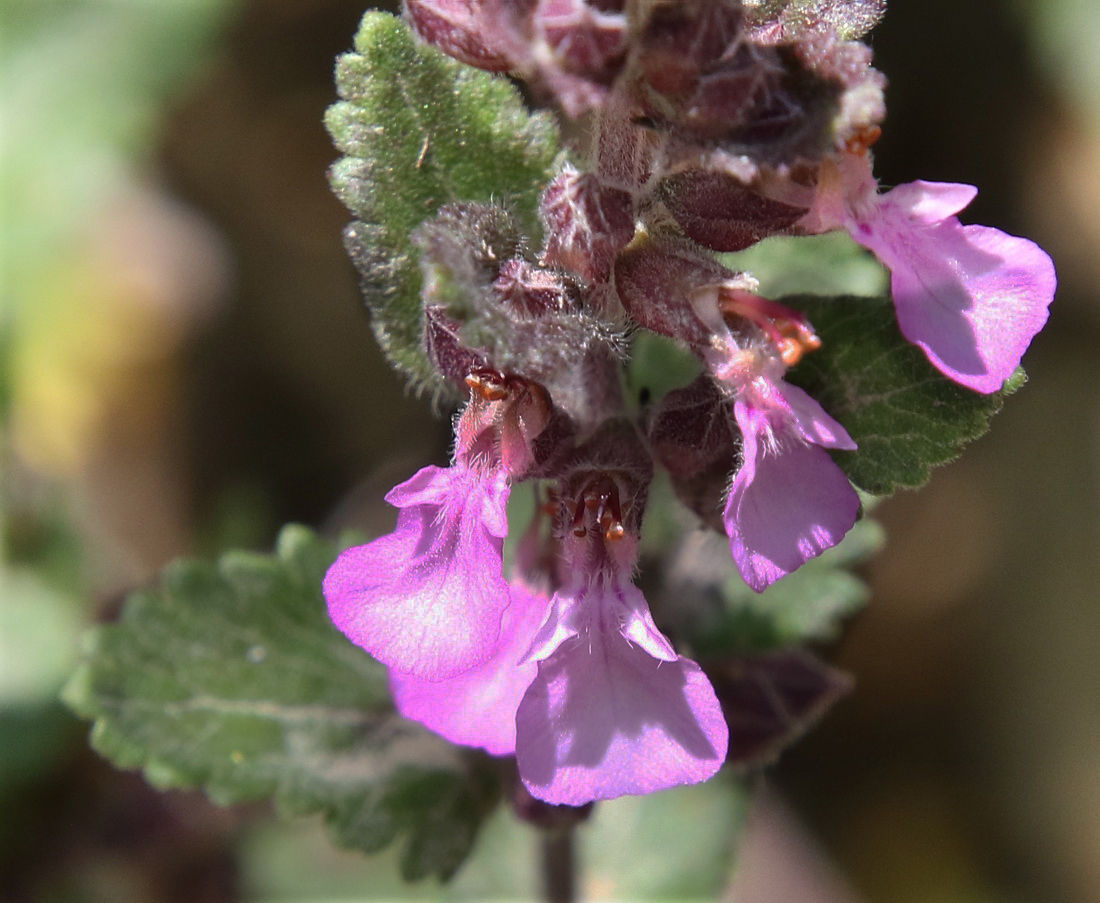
[
  {"left": 783, "top": 294, "right": 1024, "bottom": 495},
  {"left": 62, "top": 525, "right": 499, "bottom": 881},
  {"left": 326, "top": 11, "right": 562, "bottom": 393}
]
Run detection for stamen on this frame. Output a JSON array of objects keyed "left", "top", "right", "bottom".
[
  {"left": 571, "top": 495, "right": 589, "bottom": 537},
  {"left": 719, "top": 288, "right": 821, "bottom": 366},
  {"left": 845, "top": 125, "right": 882, "bottom": 156},
  {"left": 465, "top": 368, "right": 511, "bottom": 401},
  {"left": 570, "top": 475, "right": 626, "bottom": 542}
]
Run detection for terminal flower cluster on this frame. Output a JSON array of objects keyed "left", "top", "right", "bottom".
[{"left": 325, "top": 0, "right": 1055, "bottom": 805}]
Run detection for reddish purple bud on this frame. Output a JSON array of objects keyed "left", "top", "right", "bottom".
[
  {"left": 537, "top": 0, "right": 627, "bottom": 81},
  {"left": 540, "top": 169, "right": 635, "bottom": 282},
  {"left": 620, "top": 0, "right": 851, "bottom": 167},
  {"left": 746, "top": 0, "right": 886, "bottom": 44},
  {"left": 632, "top": 0, "right": 745, "bottom": 106},
  {"left": 647, "top": 375, "right": 739, "bottom": 530},
  {"left": 647, "top": 376, "right": 737, "bottom": 482},
  {"left": 680, "top": 46, "right": 785, "bottom": 142},
  {"left": 523, "top": 0, "right": 629, "bottom": 114},
  {"left": 659, "top": 170, "right": 807, "bottom": 252},
  {"left": 614, "top": 234, "right": 751, "bottom": 346},
  {"left": 405, "top": 0, "right": 530, "bottom": 71},
  {"left": 424, "top": 305, "right": 489, "bottom": 389},
  {"left": 494, "top": 258, "right": 582, "bottom": 316},
  {"left": 595, "top": 96, "right": 657, "bottom": 191}
]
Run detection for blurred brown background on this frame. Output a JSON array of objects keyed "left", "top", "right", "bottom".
[{"left": 1, "top": 1, "right": 1096, "bottom": 901}]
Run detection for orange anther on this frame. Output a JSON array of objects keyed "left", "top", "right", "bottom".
[
  {"left": 845, "top": 125, "right": 882, "bottom": 156},
  {"left": 719, "top": 288, "right": 822, "bottom": 366},
  {"left": 465, "top": 372, "right": 510, "bottom": 401}
]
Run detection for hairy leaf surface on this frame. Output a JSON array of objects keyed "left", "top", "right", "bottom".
[
  {"left": 326, "top": 12, "right": 561, "bottom": 392},
  {"left": 63, "top": 526, "right": 499, "bottom": 881}
]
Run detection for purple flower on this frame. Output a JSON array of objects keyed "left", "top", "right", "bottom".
[
  {"left": 705, "top": 336, "right": 860, "bottom": 592},
  {"left": 324, "top": 462, "right": 511, "bottom": 681},
  {"left": 515, "top": 496, "right": 728, "bottom": 805},
  {"left": 804, "top": 153, "right": 1056, "bottom": 394},
  {"left": 389, "top": 581, "right": 551, "bottom": 756}
]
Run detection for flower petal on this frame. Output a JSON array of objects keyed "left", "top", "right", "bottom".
[
  {"left": 889, "top": 222, "right": 1054, "bottom": 393},
  {"left": 776, "top": 381, "right": 856, "bottom": 451},
  {"left": 515, "top": 632, "right": 728, "bottom": 805},
  {"left": 617, "top": 580, "right": 678, "bottom": 662},
  {"left": 852, "top": 190, "right": 1055, "bottom": 394},
  {"left": 522, "top": 591, "right": 576, "bottom": 664},
  {"left": 324, "top": 464, "right": 511, "bottom": 680},
  {"left": 390, "top": 584, "right": 551, "bottom": 756},
  {"left": 725, "top": 407, "right": 860, "bottom": 592},
  {"left": 386, "top": 464, "right": 511, "bottom": 538},
  {"left": 883, "top": 180, "right": 977, "bottom": 224}
]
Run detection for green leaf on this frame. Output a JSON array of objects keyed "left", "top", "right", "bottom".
[
  {"left": 783, "top": 294, "right": 1022, "bottom": 495},
  {"left": 326, "top": 12, "right": 562, "bottom": 391},
  {"left": 625, "top": 331, "right": 703, "bottom": 409},
  {"left": 62, "top": 525, "right": 499, "bottom": 881},
  {"left": 723, "top": 231, "right": 888, "bottom": 299},
  {"left": 667, "top": 514, "right": 883, "bottom": 657},
  {"left": 577, "top": 775, "right": 750, "bottom": 899}
]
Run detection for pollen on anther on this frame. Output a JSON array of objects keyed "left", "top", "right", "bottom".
[
  {"left": 845, "top": 125, "right": 882, "bottom": 156},
  {"left": 466, "top": 374, "right": 508, "bottom": 401}
]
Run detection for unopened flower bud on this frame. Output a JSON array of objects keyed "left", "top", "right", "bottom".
[
  {"left": 659, "top": 169, "right": 806, "bottom": 252},
  {"left": 540, "top": 168, "right": 635, "bottom": 282}
]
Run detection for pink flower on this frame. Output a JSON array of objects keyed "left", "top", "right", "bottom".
[
  {"left": 389, "top": 581, "right": 551, "bottom": 756},
  {"left": 514, "top": 485, "right": 728, "bottom": 804},
  {"left": 332, "top": 460, "right": 729, "bottom": 805},
  {"left": 324, "top": 462, "right": 512, "bottom": 681},
  {"left": 726, "top": 388, "right": 860, "bottom": 591},
  {"left": 705, "top": 337, "right": 860, "bottom": 592},
  {"left": 804, "top": 153, "right": 1056, "bottom": 394}
]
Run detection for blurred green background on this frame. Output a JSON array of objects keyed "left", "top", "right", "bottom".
[{"left": 1, "top": 1, "right": 1097, "bottom": 901}]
